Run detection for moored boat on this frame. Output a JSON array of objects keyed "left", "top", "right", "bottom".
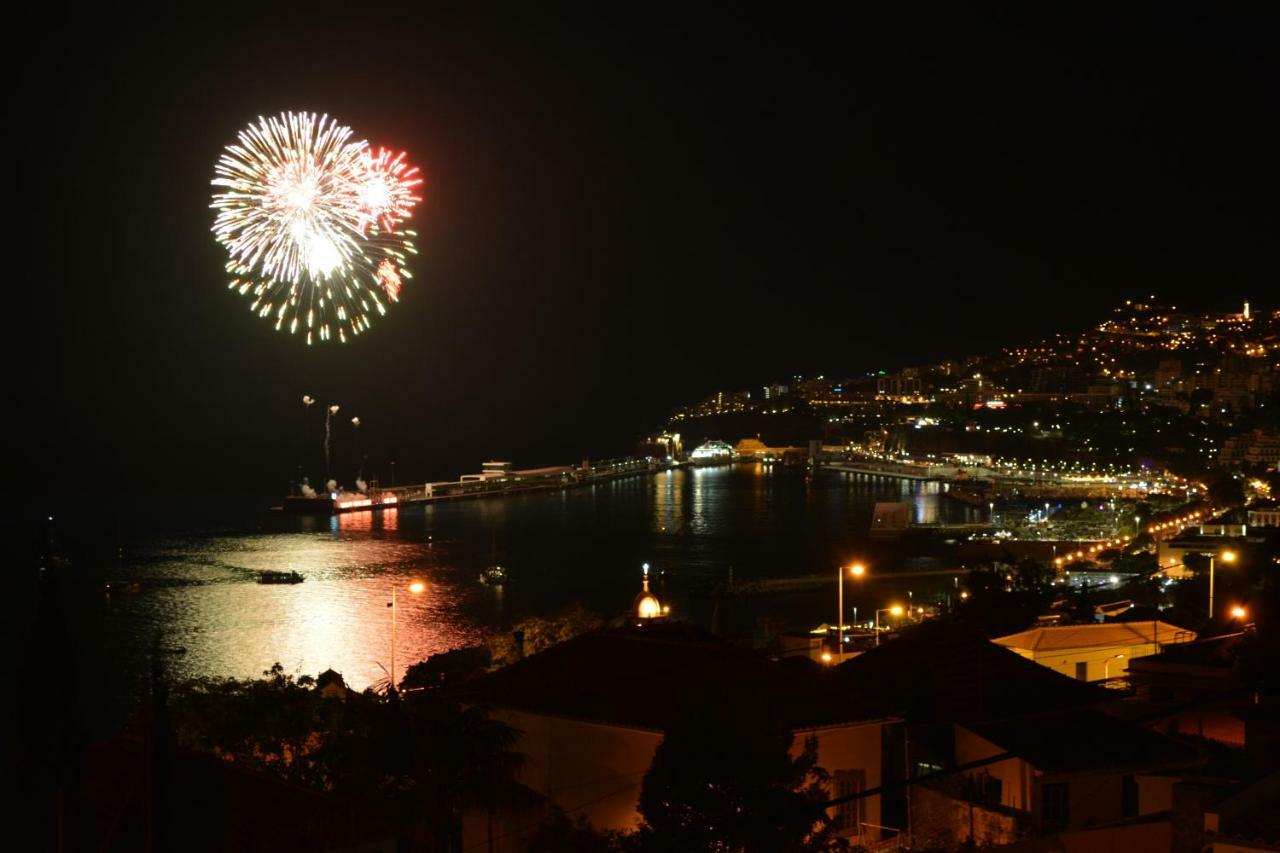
[{"left": 258, "top": 570, "right": 304, "bottom": 584}]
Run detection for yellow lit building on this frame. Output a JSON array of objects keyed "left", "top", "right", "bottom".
[{"left": 994, "top": 622, "right": 1194, "bottom": 683}]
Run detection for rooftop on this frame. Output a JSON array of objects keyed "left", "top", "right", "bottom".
[
  {"left": 464, "top": 622, "right": 889, "bottom": 731},
  {"left": 1129, "top": 630, "right": 1248, "bottom": 669},
  {"left": 836, "top": 619, "right": 1110, "bottom": 724},
  {"left": 966, "top": 709, "right": 1199, "bottom": 774},
  {"left": 995, "top": 621, "right": 1194, "bottom": 653}
]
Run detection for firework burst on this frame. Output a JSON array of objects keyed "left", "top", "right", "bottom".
[
  {"left": 211, "top": 112, "right": 421, "bottom": 344},
  {"left": 356, "top": 148, "right": 423, "bottom": 233}
]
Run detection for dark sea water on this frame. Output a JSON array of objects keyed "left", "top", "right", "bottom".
[{"left": 42, "top": 464, "right": 980, "bottom": 734}]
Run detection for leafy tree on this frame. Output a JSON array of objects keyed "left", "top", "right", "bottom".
[
  {"left": 527, "top": 809, "right": 639, "bottom": 853},
  {"left": 400, "top": 645, "right": 492, "bottom": 692},
  {"left": 1208, "top": 474, "right": 1245, "bottom": 507},
  {"left": 1110, "top": 551, "right": 1156, "bottom": 575},
  {"left": 636, "top": 684, "right": 842, "bottom": 852},
  {"left": 170, "top": 665, "right": 524, "bottom": 848},
  {"left": 958, "top": 569, "right": 1050, "bottom": 635},
  {"left": 317, "top": 693, "right": 524, "bottom": 847},
  {"left": 489, "top": 603, "right": 603, "bottom": 666},
  {"left": 1013, "top": 559, "right": 1054, "bottom": 592},
  {"left": 169, "top": 663, "right": 319, "bottom": 783}
]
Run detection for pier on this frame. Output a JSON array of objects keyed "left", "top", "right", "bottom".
[{"left": 283, "top": 456, "right": 659, "bottom": 514}]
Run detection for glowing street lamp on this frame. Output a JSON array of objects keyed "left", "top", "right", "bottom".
[
  {"left": 1230, "top": 605, "right": 1247, "bottom": 621},
  {"left": 837, "top": 563, "right": 867, "bottom": 662},
  {"left": 875, "top": 605, "right": 904, "bottom": 647},
  {"left": 1209, "top": 549, "right": 1237, "bottom": 619},
  {"left": 389, "top": 580, "right": 426, "bottom": 692}
]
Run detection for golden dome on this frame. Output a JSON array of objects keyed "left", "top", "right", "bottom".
[
  {"left": 635, "top": 589, "right": 662, "bottom": 619},
  {"left": 635, "top": 565, "right": 663, "bottom": 619}
]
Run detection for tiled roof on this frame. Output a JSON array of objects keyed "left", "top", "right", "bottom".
[{"left": 995, "top": 621, "right": 1192, "bottom": 652}]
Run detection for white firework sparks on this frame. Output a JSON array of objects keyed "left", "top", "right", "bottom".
[{"left": 210, "top": 112, "right": 420, "bottom": 344}]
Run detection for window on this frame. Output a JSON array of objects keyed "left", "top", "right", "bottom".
[
  {"left": 1122, "top": 775, "right": 1138, "bottom": 818},
  {"left": 833, "top": 769, "right": 867, "bottom": 835},
  {"left": 981, "top": 774, "right": 1003, "bottom": 806},
  {"left": 1042, "top": 781, "right": 1070, "bottom": 828}
]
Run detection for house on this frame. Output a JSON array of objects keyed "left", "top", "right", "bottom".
[
  {"left": 461, "top": 623, "right": 898, "bottom": 850},
  {"left": 994, "top": 621, "right": 1196, "bottom": 684},
  {"left": 1127, "top": 630, "right": 1264, "bottom": 747},
  {"left": 836, "top": 620, "right": 1200, "bottom": 849},
  {"left": 315, "top": 668, "right": 352, "bottom": 701}
]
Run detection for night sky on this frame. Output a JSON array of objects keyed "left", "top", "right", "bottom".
[{"left": 25, "top": 5, "right": 1279, "bottom": 500}]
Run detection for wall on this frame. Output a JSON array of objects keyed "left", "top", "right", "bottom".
[
  {"left": 911, "top": 785, "right": 1022, "bottom": 848},
  {"left": 954, "top": 726, "right": 1034, "bottom": 812},
  {"left": 799, "top": 721, "right": 886, "bottom": 841},
  {"left": 489, "top": 708, "right": 662, "bottom": 832},
  {"left": 483, "top": 709, "right": 888, "bottom": 842},
  {"left": 1019, "top": 642, "right": 1162, "bottom": 682}
]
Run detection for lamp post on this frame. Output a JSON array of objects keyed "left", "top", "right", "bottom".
[
  {"left": 1208, "top": 550, "right": 1236, "bottom": 619},
  {"left": 837, "top": 563, "right": 867, "bottom": 662},
  {"left": 875, "top": 605, "right": 904, "bottom": 647},
  {"left": 389, "top": 580, "right": 426, "bottom": 692}
]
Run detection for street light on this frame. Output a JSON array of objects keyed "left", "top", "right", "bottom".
[
  {"left": 389, "top": 580, "right": 426, "bottom": 692},
  {"left": 875, "top": 605, "right": 904, "bottom": 647},
  {"left": 1208, "top": 549, "right": 1237, "bottom": 619},
  {"left": 1230, "top": 605, "right": 1247, "bottom": 621},
  {"left": 837, "top": 563, "right": 867, "bottom": 662}
]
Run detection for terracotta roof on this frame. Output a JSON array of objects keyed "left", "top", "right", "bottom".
[
  {"left": 995, "top": 621, "right": 1193, "bottom": 653},
  {"left": 836, "top": 619, "right": 1109, "bottom": 724},
  {"left": 463, "top": 622, "right": 889, "bottom": 731}
]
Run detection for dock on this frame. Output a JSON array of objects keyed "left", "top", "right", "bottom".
[{"left": 283, "top": 457, "right": 661, "bottom": 514}]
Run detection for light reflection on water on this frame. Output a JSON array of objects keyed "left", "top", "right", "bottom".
[{"left": 59, "top": 465, "right": 977, "bottom": 729}]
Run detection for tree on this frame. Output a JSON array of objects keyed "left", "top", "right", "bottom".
[
  {"left": 1208, "top": 474, "right": 1245, "bottom": 507},
  {"left": 527, "top": 809, "right": 639, "bottom": 853},
  {"left": 170, "top": 665, "right": 525, "bottom": 848},
  {"left": 400, "top": 646, "right": 492, "bottom": 692},
  {"left": 636, "top": 684, "right": 842, "bottom": 852},
  {"left": 488, "top": 603, "right": 604, "bottom": 666},
  {"left": 169, "top": 663, "right": 319, "bottom": 784},
  {"left": 317, "top": 692, "right": 524, "bottom": 848}
]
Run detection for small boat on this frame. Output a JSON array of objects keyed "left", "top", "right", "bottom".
[
  {"left": 479, "top": 565, "right": 507, "bottom": 585},
  {"left": 258, "top": 570, "right": 304, "bottom": 585},
  {"left": 479, "top": 530, "right": 507, "bottom": 585}
]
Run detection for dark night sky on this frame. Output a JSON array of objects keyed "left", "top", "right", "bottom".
[{"left": 23, "top": 5, "right": 1279, "bottom": 500}]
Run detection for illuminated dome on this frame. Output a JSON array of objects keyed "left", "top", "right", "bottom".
[{"left": 634, "top": 565, "right": 663, "bottom": 620}]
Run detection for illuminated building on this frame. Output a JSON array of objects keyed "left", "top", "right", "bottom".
[{"left": 634, "top": 564, "right": 663, "bottom": 621}]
